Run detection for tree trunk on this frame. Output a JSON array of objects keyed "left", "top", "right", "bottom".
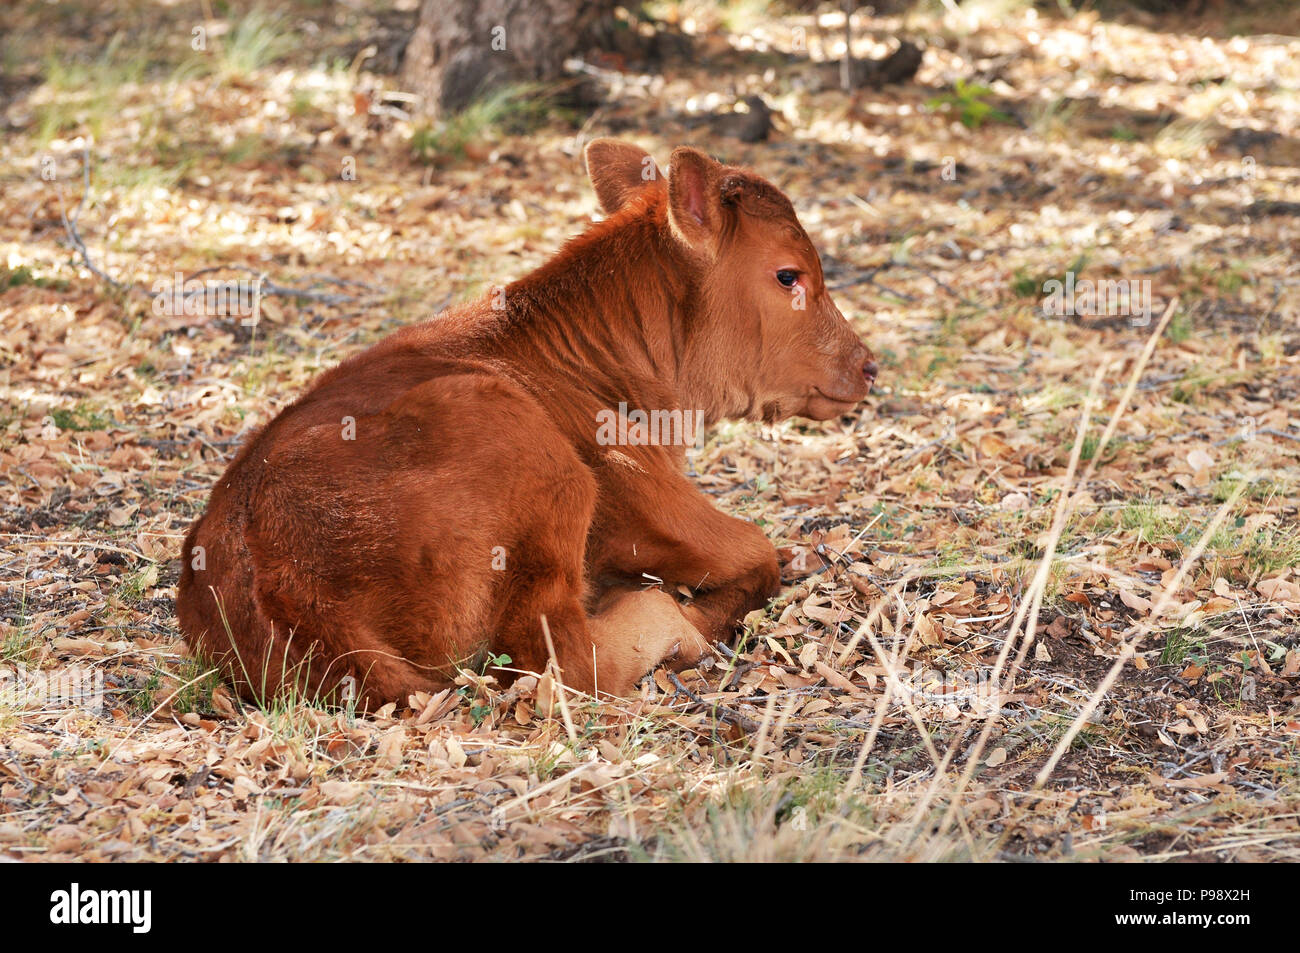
[{"left": 400, "top": 0, "right": 619, "bottom": 117}]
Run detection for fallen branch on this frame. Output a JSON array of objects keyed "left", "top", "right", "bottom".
[
  {"left": 58, "top": 147, "right": 133, "bottom": 295},
  {"left": 666, "top": 671, "right": 761, "bottom": 733},
  {"left": 180, "top": 265, "right": 382, "bottom": 307},
  {"left": 828, "top": 259, "right": 979, "bottom": 308}
]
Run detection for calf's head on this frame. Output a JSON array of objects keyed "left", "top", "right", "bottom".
[{"left": 585, "top": 139, "right": 877, "bottom": 423}]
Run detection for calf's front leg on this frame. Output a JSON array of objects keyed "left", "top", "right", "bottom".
[{"left": 588, "top": 467, "right": 781, "bottom": 652}]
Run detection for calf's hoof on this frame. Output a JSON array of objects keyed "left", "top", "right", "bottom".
[{"left": 588, "top": 588, "right": 713, "bottom": 695}]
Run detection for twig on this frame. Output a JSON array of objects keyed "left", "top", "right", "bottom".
[
  {"left": 828, "top": 268, "right": 916, "bottom": 301},
  {"left": 58, "top": 147, "right": 134, "bottom": 295},
  {"left": 666, "top": 671, "right": 760, "bottom": 732},
  {"left": 11, "top": 536, "right": 155, "bottom": 563},
  {"left": 1258, "top": 427, "right": 1300, "bottom": 444},
  {"left": 828, "top": 259, "right": 980, "bottom": 308},
  {"left": 888, "top": 261, "right": 982, "bottom": 308},
  {"left": 840, "top": 0, "right": 855, "bottom": 94},
  {"left": 539, "top": 615, "right": 578, "bottom": 745},
  {"left": 177, "top": 265, "right": 380, "bottom": 306}
]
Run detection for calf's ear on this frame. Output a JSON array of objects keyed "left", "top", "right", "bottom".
[
  {"left": 584, "top": 139, "right": 663, "bottom": 215},
  {"left": 667, "top": 147, "right": 724, "bottom": 254}
]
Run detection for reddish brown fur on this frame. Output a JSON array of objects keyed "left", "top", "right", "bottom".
[{"left": 177, "top": 141, "right": 876, "bottom": 708}]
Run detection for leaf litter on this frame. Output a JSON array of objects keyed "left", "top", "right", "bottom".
[{"left": 1, "top": 1, "right": 1298, "bottom": 861}]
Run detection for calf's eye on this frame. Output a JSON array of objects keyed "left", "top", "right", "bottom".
[{"left": 776, "top": 269, "right": 799, "bottom": 288}]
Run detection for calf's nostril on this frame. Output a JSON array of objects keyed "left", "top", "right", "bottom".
[{"left": 862, "top": 359, "right": 879, "bottom": 383}]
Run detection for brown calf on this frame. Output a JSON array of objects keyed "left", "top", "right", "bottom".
[{"left": 177, "top": 140, "right": 876, "bottom": 707}]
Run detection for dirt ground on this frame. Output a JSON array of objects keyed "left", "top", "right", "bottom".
[{"left": 1, "top": 0, "right": 1298, "bottom": 861}]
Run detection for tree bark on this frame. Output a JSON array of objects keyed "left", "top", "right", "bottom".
[{"left": 400, "top": 0, "right": 620, "bottom": 117}]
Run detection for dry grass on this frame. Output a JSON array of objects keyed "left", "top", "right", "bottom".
[{"left": 2, "top": 0, "right": 1299, "bottom": 861}]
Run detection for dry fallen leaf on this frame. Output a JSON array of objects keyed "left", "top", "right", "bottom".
[{"left": 320, "top": 781, "right": 365, "bottom": 806}]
